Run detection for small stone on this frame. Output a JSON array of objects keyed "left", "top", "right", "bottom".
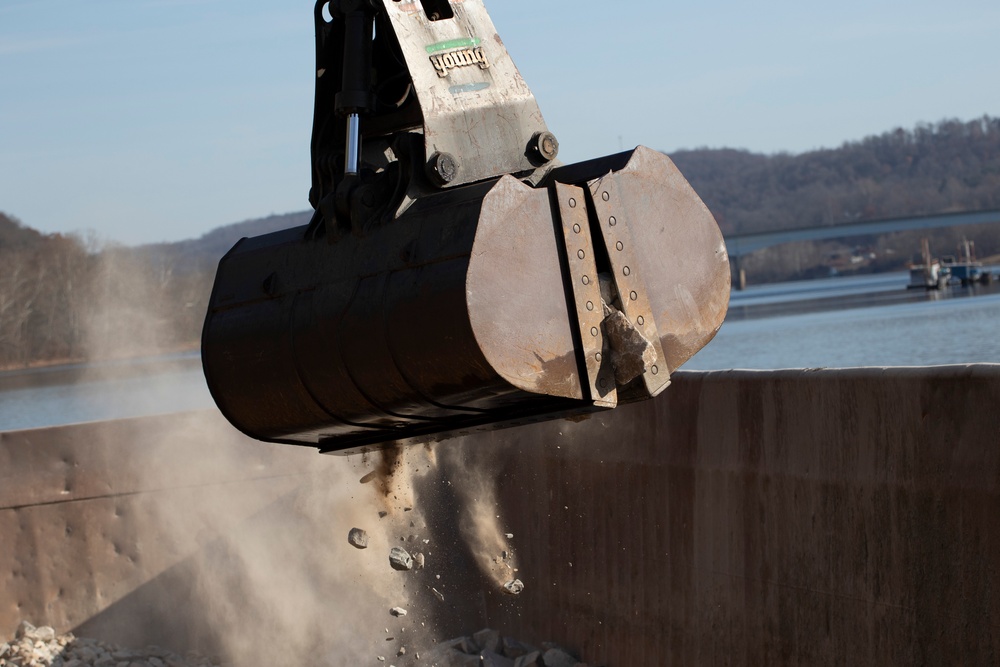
[
  {"left": 542, "top": 648, "right": 579, "bottom": 667},
  {"left": 397, "top": 646, "right": 407, "bottom": 656},
  {"left": 0, "top": 643, "right": 9, "bottom": 659},
  {"left": 500, "top": 637, "right": 536, "bottom": 659},
  {"left": 359, "top": 470, "right": 378, "bottom": 484},
  {"left": 431, "top": 587, "right": 445, "bottom": 601},
  {"left": 513, "top": 651, "right": 543, "bottom": 667},
  {"left": 376, "top": 657, "right": 385, "bottom": 662},
  {"left": 481, "top": 649, "right": 515, "bottom": 667},
  {"left": 473, "top": 629, "right": 502, "bottom": 654},
  {"left": 502, "top": 579, "right": 524, "bottom": 595},
  {"left": 413, "top": 552, "right": 425, "bottom": 569},
  {"left": 15, "top": 621, "right": 35, "bottom": 639},
  {"left": 348, "top": 528, "right": 369, "bottom": 549},
  {"left": 34, "top": 627, "right": 56, "bottom": 642},
  {"left": 505, "top": 533, "right": 514, "bottom": 539},
  {"left": 379, "top": 511, "right": 388, "bottom": 519},
  {"left": 390, "top": 607, "right": 408, "bottom": 617},
  {"left": 389, "top": 547, "right": 414, "bottom": 571}
]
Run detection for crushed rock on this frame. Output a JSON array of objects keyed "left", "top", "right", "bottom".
[
  {"left": 1, "top": 621, "right": 221, "bottom": 667},
  {"left": 424, "top": 629, "right": 594, "bottom": 667}
]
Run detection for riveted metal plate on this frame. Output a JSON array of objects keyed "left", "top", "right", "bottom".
[
  {"left": 588, "top": 173, "right": 670, "bottom": 396},
  {"left": 554, "top": 182, "right": 617, "bottom": 408}
]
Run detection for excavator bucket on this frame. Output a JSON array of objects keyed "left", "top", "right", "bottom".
[{"left": 201, "top": 0, "right": 730, "bottom": 454}]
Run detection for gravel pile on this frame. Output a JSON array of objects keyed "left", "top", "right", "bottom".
[
  {"left": 0, "top": 622, "right": 221, "bottom": 667},
  {"left": 423, "top": 628, "right": 596, "bottom": 667}
]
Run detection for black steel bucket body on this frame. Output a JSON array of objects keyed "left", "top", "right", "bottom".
[{"left": 202, "top": 148, "right": 731, "bottom": 453}]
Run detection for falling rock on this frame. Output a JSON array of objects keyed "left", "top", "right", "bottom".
[
  {"left": 513, "top": 651, "right": 543, "bottom": 667},
  {"left": 542, "top": 647, "right": 580, "bottom": 667},
  {"left": 602, "top": 309, "right": 656, "bottom": 385},
  {"left": 390, "top": 607, "right": 408, "bottom": 617},
  {"left": 348, "top": 528, "right": 369, "bottom": 549},
  {"left": 359, "top": 470, "right": 378, "bottom": 484},
  {"left": 389, "top": 546, "right": 414, "bottom": 571},
  {"left": 431, "top": 587, "right": 445, "bottom": 601},
  {"left": 502, "top": 579, "right": 524, "bottom": 595},
  {"left": 413, "top": 552, "right": 425, "bottom": 569}
]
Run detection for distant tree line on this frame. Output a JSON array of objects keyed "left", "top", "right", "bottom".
[
  {"left": 0, "top": 212, "right": 214, "bottom": 369},
  {"left": 1, "top": 117, "right": 998, "bottom": 367}
]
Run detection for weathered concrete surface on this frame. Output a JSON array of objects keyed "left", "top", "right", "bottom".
[
  {"left": 1, "top": 366, "right": 998, "bottom": 666},
  {"left": 467, "top": 365, "right": 1000, "bottom": 665}
]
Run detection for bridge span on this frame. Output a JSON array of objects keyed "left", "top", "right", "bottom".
[{"left": 726, "top": 209, "right": 1000, "bottom": 258}]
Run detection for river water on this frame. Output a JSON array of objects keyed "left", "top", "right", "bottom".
[{"left": 1, "top": 270, "right": 998, "bottom": 432}]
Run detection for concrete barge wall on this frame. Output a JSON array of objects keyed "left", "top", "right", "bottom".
[{"left": 1, "top": 366, "right": 999, "bottom": 665}]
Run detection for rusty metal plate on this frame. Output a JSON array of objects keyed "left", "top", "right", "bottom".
[
  {"left": 588, "top": 172, "right": 671, "bottom": 397},
  {"left": 553, "top": 182, "right": 617, "bottom": 407},
  {"left": 466, "top": 175, "right": 583, "bottom": 400}
]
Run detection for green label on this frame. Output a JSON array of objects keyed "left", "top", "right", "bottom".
[{"left": 426, "top": 37, "right": 482, "bottom": 54}]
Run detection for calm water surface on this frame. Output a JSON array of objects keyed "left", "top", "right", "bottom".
[{"left": 1, "top": 270, "right": 998, "bottom": 431}]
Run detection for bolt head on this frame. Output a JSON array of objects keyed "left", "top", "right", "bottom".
[
  {"left": 427, "top": 152, "right": 458, "bottom": 185},
  {"left": 529, "top": 132, "right": 559, "bottom": 162}
]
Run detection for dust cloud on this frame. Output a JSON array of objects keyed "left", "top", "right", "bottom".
[
  {"left": 130, "top": 420, "right": 445, "bottom": 665},
  {"left": 438, "top": 444, "right": 520, "bottom": 590}
]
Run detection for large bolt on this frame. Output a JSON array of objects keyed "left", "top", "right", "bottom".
[
  {"left": 529, "top": 131, "right": 559, "bottom": 162},
  {"left": 427, "top": 152, "right": 458, "bottom": 186}
]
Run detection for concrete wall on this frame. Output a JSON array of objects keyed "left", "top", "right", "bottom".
[{"left": 2, "top": 366, "right": 999, "bottom": 665}]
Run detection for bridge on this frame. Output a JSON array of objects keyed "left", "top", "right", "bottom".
[
  {"left": 725, "top": 209, "right": 1000, "bottom": 257},
  {"left": 724, "top": 208, "right": 1000, "bottom": 288}
]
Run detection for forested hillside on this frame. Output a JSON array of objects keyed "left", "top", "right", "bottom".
[
  {"left": 670, "top": 116, "right": 1000, "bottom": 234},
  {"left": 1, "top": 117, "right": 998, "bottom": 368}
]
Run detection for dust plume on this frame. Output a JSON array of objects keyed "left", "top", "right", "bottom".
[
  {"left": 117, "top": 419, "right": 446, "bottom": 665},
  {"left": 60, "top": 243, "right": 459, "bottom": 664},
  {"left": 438, "top": 444, "right": 519, "bottom": 590}
]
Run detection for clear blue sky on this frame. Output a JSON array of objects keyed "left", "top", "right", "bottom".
[{"left": 2, "top": 0, "right": 998, "bottom": 245}]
